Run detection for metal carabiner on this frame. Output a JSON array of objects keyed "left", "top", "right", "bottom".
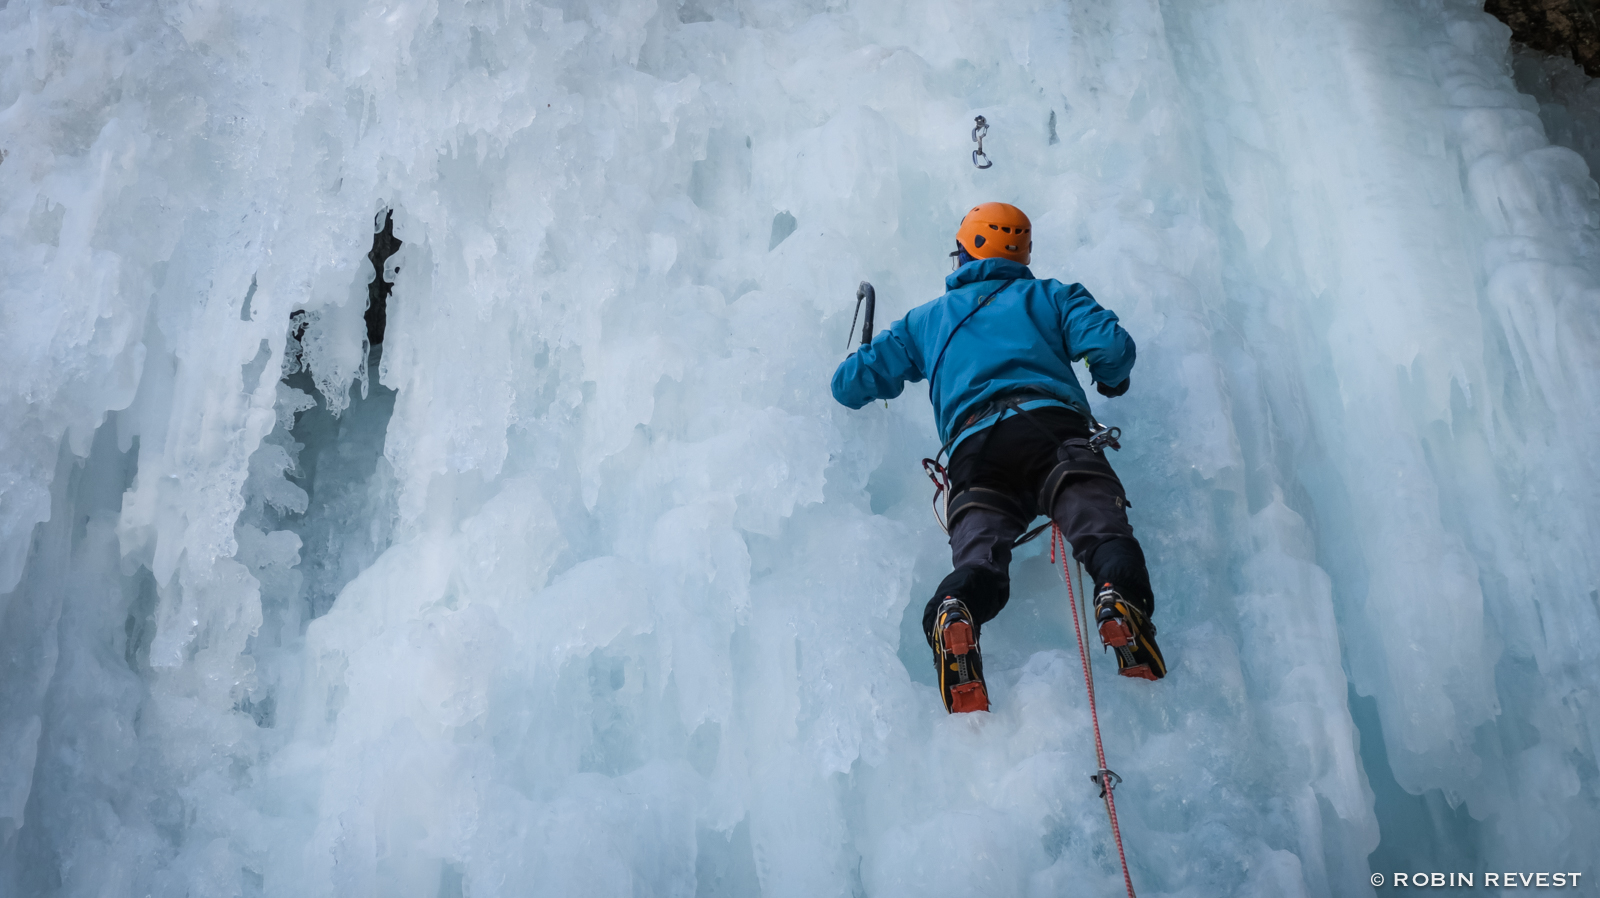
[
  {"left": 971, "top": 115, "right": 993, "bottom": 169},
  {"left": 1088, "top": 423, "right": 1122, "bottom": 452},
  {"left": 922, "top": 457, "right": 952, "bottom": 534}
]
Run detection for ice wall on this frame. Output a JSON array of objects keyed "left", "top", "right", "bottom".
[{"left": 2, "top": 0, "right": 1598, "bottom": 895}]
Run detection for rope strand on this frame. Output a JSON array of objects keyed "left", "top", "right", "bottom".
[{"left": 1053, "top": 525, "right": 1137, "bottom": 898}]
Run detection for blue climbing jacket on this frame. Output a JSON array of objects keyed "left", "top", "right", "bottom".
[{"left": 831, "top": 257, "right": 1135, "bottom": 449}]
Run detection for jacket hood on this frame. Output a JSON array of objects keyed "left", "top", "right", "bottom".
[{"left": 946, "top": 257, "right": 1035, "bottom": 291}]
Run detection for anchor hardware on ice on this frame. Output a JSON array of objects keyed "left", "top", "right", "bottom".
[
  {"left": 1090, "top": 767, "right": 1122, "bottom": 799},
  {"left": 971, "top": 115, "right": 993, "bottom": 169}
]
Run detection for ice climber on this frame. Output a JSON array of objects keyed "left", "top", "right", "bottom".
[{"left": 831, "top": 202, "right": 1166, "bottom": 714}]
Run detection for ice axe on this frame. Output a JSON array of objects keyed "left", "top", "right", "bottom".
[{"left": 846, "top": 281, "right": 875, "bottom": 350}]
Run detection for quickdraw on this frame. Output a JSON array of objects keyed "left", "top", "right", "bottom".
[
  {"left": 921, "top": 457, "right": 952, "bottom": 534},
  {"left": 971, "top": 115, "right": 993, "bottom": 169},
  {"left": 1090, "top": 767, "right": 1122, "bottom": 800}
]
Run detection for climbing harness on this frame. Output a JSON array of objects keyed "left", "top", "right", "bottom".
[
  {"left": 1052, "top": 526, "right": 1138, "bottom": 898},
  {"left": 1035, "top": 435, "right": 1128, "bottom": 529},
  {"left": 971, "top": 116, "right": 993, "bottom": 169},
  {"left": 847, "top": 281, "right": 876, "bottom": 349},
  {"left": 921, "top": 389, "right": 1123, "bottom": 549}
]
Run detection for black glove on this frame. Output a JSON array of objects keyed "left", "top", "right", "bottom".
[{"left": 1096, "top": 377, "right": 1130, "bottom": 398}]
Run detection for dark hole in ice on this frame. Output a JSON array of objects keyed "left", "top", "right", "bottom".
[
  {"left": 254, "top": 207, "right": 403, "bottom": 625},
  {"left": 1349, "top": 684, "right": 1484, "bottom": 875},
  {"left": 437, "top": 861, "right": 466, "bottom": 898},
  {"left": 695, "top": 818, "right": 761, "bottom": 897},
  {"left": 240, "top": 274, "right": 257, "bottom": 321},
  {"left": 366, "top": 209, "right": 402, "bottom": 347},
  {"left": 234, "top": 693, "right": 276, "bottom": 728},
  {"left": 769, "top": 210, "right": 797, "bottom": 250},
  {"left": 240, "top": 338, "right": 272, "bottom": 391},
  {"left": 678, "top": 0, "right": 713, "bottom": 23},
  {"left": 123, "top": 566, "right": 159, "bottom": 673}
]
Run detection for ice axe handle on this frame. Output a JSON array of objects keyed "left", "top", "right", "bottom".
[{"left": 857, "top": 281, "right": 875, "bottom": 345}]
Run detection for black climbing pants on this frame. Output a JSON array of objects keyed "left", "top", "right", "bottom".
[{"left": 922, "top": 407, "right": 1152, "bottom": 642}]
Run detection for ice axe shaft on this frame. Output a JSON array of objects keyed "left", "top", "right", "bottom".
[
  {"left": 847, "top": 281, "right": 876, "bottom": 350},
  {"left": 857, "top": 282, "right": 875, "bottom": 345}
]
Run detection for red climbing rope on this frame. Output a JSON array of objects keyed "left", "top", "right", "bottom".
[{"left": 1052, "top": 524, "right": 1137, "bottom": 898}]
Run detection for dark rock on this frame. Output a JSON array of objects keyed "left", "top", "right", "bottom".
[{"left": 1485, "top": 0, "right": 1600, "bottom": 77}]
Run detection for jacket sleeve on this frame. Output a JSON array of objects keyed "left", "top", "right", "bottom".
[
  {"left": 831, "top": 315, "right": 925, "bottom": 408},
  {"left": 1056, "top": 282, "right": 1135, "bottom": 387}
]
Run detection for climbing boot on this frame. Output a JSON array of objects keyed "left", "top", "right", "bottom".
[
  {"left": 1094, "top": 584, "right": 1166, "bottom": 681},
  {"left": 931, "top": 597, "right": 990, "bottom": 713}
]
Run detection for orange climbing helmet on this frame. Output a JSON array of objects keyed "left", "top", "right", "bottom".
[{"left": 956, "top": 202, "right": 1032, "bottom": 265}]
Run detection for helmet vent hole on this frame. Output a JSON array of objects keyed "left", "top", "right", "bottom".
[
  {"left": 1006, "top": 245, "right": 1018, "bottom": 251},
  {"left": 988, "top": 224, "right": 999, "bottom": 230},
  {"left": 973, "top": 234, "right": 986, "bottom": 248}
]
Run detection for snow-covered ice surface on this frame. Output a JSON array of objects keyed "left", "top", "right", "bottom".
[{"left": 3, "top": 0, "right": 1599, "bottom": 895}]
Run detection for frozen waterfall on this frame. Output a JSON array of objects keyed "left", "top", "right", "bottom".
[{"left": 3, "top": 0, "right": 1599, "bottom": 895}]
